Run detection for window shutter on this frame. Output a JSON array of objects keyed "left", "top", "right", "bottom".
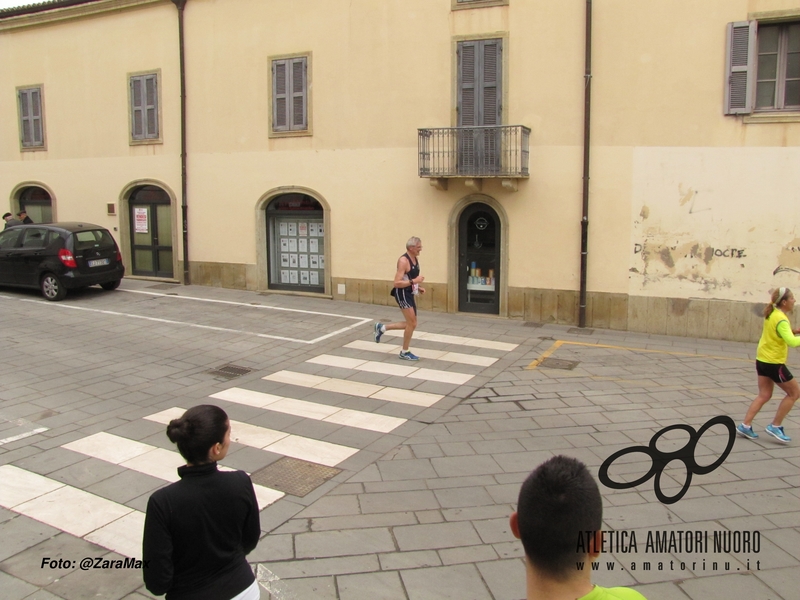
[
  {"left": 144, "top": 75, "right": 158, "bottom": 138},
  {"left": 131, "top": 77, "right": 145, "bottom": 138},
  {"left": 18, "top": 88, "right": 43, "bottom": 147},
  {"left": 273, "top": 60, "right": 289, "bottom": 131},
  {"left": 291, "top": 57, "right": 307, "bottom": 129},
  {"left": 725, "top": 21, "right": 756, "bottom": 115},
  {"left": 481, "top": 40, "right": 501, "bottom": 126},
  {"left": 19, "top": 90, "right": 32, "bottom": 146},
  {"left": 458, "top": 42, "right": 477, "bottom": 127},
  {"left": 30, "top": 89, "right": 43, "bottom": 145}
]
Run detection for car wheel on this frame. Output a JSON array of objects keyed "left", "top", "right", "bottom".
[
  {"left": 101, "top": 280, "right": 121, "bottom": 291},
  {"left": 41, "top": 273, "right": 67, "bottom": 301}
]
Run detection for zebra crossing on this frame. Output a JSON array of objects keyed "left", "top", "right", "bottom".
[{"left": 0, "top": 328, "right": 517, "bottom": 561}]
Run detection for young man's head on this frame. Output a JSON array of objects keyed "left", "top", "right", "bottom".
[{"left": 510, "top": 455, "right": 603, "bottom": 580}]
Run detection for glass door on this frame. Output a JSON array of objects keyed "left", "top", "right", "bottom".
[
  {"left": 458, "top": 203, "right": 500, "bottom": 314},
  {"left": 129, "top": 187, "right": 173, "bottom": 278}
]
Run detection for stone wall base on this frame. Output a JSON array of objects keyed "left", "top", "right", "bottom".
[{"left": 186, "top": 263, "right": 763, "bottom": 344}]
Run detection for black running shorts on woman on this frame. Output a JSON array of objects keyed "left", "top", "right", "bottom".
[{"left": 756, "top": 360, "right": 794, "bottom": 383}]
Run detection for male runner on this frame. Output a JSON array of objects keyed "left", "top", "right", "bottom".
[{"left": 374, "top": 237, "right": 425, "bottom": 361}]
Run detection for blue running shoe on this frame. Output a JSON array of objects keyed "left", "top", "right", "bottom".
[
  {"left": 374, "top": 322, "right": 384, "bottom": 343},
  {"left": 399, "top": 350, "right": 419, "bottom": 361},
  {"left": 765, "top": 424, "right": 790, "bottom": 443},
  {"left": 736, "top": 423, "right": 758, "bottom": 440}
]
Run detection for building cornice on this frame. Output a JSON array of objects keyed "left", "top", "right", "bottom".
[{"left": 0, "top": 0, "right": 164, "bottom": 32}]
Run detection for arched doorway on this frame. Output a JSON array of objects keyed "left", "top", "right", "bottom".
[
  {"left": 18, "top": 186, "right": 53, "bottom": 223},
  {"left": 458, "top": 202, "right": 501, "bottom": 314},
  {"left": 128, "top": 185, "right": 173, "bottom": 278},
  {"left": 265, "top": 193, "right": 325, "bottom": 293}
]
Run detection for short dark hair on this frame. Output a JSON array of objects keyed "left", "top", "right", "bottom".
[
  {"left": 17, "top": 211, "right": 26, "bottom": 216},
  {"left": 166, "top": 405, "right": 229, "bottom": 464},
  {"left": 2, "top": 213, "right": 11, "bottom": 219},
  {"left": 516, "top": 455, "right": 603, "bottom": 578}
]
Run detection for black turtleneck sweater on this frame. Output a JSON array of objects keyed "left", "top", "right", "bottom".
[{"left": 143, "top": 462, "right": 260, "bottom": 600}]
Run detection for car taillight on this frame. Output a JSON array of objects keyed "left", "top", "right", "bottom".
[
  {"left": 58, "top": 248, "right": 77, "bottom": 268},
  {"left": 116, "top": 249, "right": 122, "bottom": 262}
]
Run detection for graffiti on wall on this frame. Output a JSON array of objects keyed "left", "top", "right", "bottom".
[
  {"left": 630, "top": 147, "right": 800, "bottom": 301},
  {"left": 629, "top": 236, "right": 746, "bottom": 292}
]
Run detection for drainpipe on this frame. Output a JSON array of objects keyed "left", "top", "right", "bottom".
[
  {"left": 171, "top": 0, "right": 190, "bottom": 284},
  {"left": 578, "top": 0, "right": 592, "bottom": 328}
]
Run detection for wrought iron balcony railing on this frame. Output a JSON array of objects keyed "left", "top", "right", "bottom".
[{"left": 418, "top": 125, "right": 530, "bottom": 179}]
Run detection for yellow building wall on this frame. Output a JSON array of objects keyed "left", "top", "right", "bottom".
[{"left": 1, "top": 0, "right": 799, "bottom": 337}]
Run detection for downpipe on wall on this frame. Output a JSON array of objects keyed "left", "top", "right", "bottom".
[
  {"left": 172, "top": 0, "right": 190, "bottom": 284},
  {"left": 578, "top": 0, "right": 592, "bottom": 328}
]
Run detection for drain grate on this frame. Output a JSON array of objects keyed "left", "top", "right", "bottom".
[
  {"left": 567, "top": 327, "right": 594, "bottom": 335},
  {"left": 207, "top": 364, "right": 252, "bottom": 379},
  {"left": 250, "top": 457, "right": 341, "bottom": 497},
  {"left": 148, "top": 283, "right": 181, "bottom": 290},
  {"left": 539, "top": 358, "right": 579, "bottom": 370}
]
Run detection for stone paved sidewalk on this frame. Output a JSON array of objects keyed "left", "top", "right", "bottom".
[
  {"left": 0, "top": 280, "right": 797, "bottom": 600},
  {"left": 251, "top": 327, "right": 798, "bottom": 600}
]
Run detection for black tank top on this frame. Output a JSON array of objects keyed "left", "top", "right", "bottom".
[{"left": 403, "top": 253, "right": 420, "bottom": 281}]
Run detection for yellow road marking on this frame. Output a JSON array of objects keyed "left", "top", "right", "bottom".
[
  {"left": 526, "top": 340, "right": 564, "bottom": 369},
  {"left": 526, "top": 340, "right": 750, "bottom": 370}
]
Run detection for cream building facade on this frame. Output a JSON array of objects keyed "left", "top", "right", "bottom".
[{"left": 1, "top": 0, "right": 799, "bottom": 342}]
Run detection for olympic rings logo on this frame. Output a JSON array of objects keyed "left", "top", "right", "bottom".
[{"left": 598, "top": 416, "right": 736, "bottom": 505}]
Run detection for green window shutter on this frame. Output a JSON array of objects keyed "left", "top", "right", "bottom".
[
  {"left": 725, "top": 21, "right": 756, "bottom": 115},
  {"left": 144, "top": 74, "right": 158, "bottom": 138},
  {"left": 273, "top": 60, "right": 289, "bottom": 131},
  {"left": 290, "top": 57, "right": 307, "bottom": 130},
  {"left": 131, "top": 76, "right": 145, "bottom": 139}
]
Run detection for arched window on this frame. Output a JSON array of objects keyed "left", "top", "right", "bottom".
[
  {"left": 266, "top": 194, "right": 324, "bottom": 292},
  {"left": 19, "top": 187, "right": 53, "bottom": 223}
]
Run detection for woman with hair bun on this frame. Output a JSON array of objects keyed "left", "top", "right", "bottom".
[
  {"left": 143, "top": 405, "right": 261, "bottom": 600},
  {"left": 737, "top": 287, "right": 800, "bottom": 444}
]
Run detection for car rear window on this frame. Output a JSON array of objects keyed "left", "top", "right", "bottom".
[{"left": 73, "top": 230, "right": 116, "bottom": 251}]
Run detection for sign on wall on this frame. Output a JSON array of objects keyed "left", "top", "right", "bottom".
[{"left": 134, "top": 207, "right": 149, "bottom": 234}]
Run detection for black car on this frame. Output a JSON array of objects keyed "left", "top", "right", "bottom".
[{"left": 0, "top": 222, "right": 125, "bottom": 301}]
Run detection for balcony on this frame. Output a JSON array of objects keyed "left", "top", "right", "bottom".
[{"left": 418, "top": 125, "right": 530, "bottom": 191}]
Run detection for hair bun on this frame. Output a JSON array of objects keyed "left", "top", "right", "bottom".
[{"left": 166, "top": 417, "right": 193, "bottom": 443}]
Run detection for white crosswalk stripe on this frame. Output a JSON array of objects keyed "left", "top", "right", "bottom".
[
  {"left": 381, "top": 329, "right": 518, "bottom": 351},
  {"left": 344, "top": 339, "right": 499, "bottom": 366},
  {"left": 0, "top": 464, "right": 142, "bottom": 558},
  {"left": 210, "top": 387, "right": 406, "bottom": 433},
  {"left": 307, "top": 354, "right": 474, "bottom": 384},
  {"left": 62, "top": 432, "right": 285, "bottom": 510},
  {"left": 145, "top": 407, "right": 359, "bottom": 467},
  {"left": 263, "top": 370, "right": 443, "bottom": 407}
]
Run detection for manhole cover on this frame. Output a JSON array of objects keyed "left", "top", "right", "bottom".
[
  {"left": 148, "top": 283, "right": 181, "bottom": 290},
  {"left": 523, "top": 322, "right": 543, "bottom": 328},
  {"left": 539, "top": 358, "right": 579, "bottom": 370},
  {"left": 250, "top": 457, "right": 341, "bottom": 497},
  {"left": 207, "top": 364, "right": 252, "bottom": 379},
  {"left": 567, "top": 327, "right": 594, "bottom": 335}
]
